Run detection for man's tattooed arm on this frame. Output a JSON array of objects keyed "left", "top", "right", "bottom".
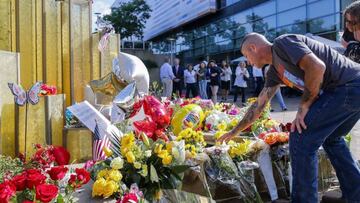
[
  {"left": 231, "top": 85, "right": 279, "bottom": 135},
  {"left": 298, "top": 53, "right": 325, "bottom": 110}
]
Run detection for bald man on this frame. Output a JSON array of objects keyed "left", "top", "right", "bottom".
[{"left": 218, "top": 33, "right": 360, "bottom": 203}]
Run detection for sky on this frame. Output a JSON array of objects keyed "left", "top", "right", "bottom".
[{"left": 92, "top": 0, "right": 115, "bottom": 31}]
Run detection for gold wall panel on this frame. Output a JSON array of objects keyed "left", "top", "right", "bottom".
[
  {"left": 45, "top": 94, "right": 65, "bottom": 147},
  {"left": 18, "top": 0, "right": 40, "bottom": 88},
  {"left": 0, "top": 51, "right": 20, "bottom": 157},
  {"left": 71, "top": 0, "right": 91, "bottom": 103},
  {"left": 43, "top": 0, "right": 63, "bottom": 92},
  {"left": 18, "top": 99, "right": 46, "bottom": 158},
  {"left": 62, "top": 0, "right": 72, "bottom": 106},
  {"left": 91, "top": 33, "right": 101, "bottom": 79},
  {"left": 100, "top": 34, "right": 120, "bottom": 77},
  {"left": 64, "top": 128, "right": 92, "bottom": 163},
  {"left": 0, "top": 0, "right": 16, "bottom": 51}
]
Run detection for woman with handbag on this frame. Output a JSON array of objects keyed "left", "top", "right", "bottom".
[{"left": 233, "top": 61, "right": 249, "bottom": 106}]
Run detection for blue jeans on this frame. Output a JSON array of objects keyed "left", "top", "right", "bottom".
[
  {"left": 290, "top": 78, "right": 360, "bottom": 203},
  {"left": 199, "top": 80, "right": 208, "bottom": 99},
  {"left": 275, "top": 88, "right": 287, "bottom": 109}
]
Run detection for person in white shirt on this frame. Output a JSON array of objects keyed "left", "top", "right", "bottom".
[
  {"left": 220, "top": 60, "right": 232, "bottom": 102},
  {"left": 184, "top": 64, "right": 198, "bottom": 98},
  {"left": 252, "top": 65, "right": 264, "bottom": 96},
  {"left": 160, "top": 58, "right": 175, "bottom": 98},
  {"left": 233, "top": 61, "right": 249, "bottom": 106},
  {"left": 264, "top": 65, "right": 288, "bottom": 111}
]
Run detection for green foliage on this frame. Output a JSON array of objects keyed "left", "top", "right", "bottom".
[
  {"left": 142, "top": 59, "right": 158, "bottom": 69},
  {"left": 103, "top": 0, "right": 151, "bottom": 39},
  {"left": 0, "top": 155, "right": 23, "bottom": 183}
]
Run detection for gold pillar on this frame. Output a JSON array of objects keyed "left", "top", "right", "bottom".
[
  {"left": 0, "top": 51, "right": 20, "bottom": 156},
  {"left": 70, "top": 0, "right": 92, "bottom": 103},
  {"left": 0, "top": 0, "right": 16, "bottom": 51},
  {"left": 92, "top": 32, "right": 120, "bottom": 78}
]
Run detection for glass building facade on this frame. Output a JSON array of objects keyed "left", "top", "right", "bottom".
[{"left": 148, "top": 0, "right": 353, "bottom": 62}]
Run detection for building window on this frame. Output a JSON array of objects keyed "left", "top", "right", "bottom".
[
  {"left": 277, "top": 22, "right": 306, "bottom": 35},
  {"left": 308, "top": 14, "right": 337, "bottom": 34},
  {"left": 253, "top": 15, "right": 276, "bottom": 33},
  {"left": 232, "top": 9, "right": 252, "bottom": 25},
  {"left": 277, "top": 6, "right": 306, "bottom": 27},
  {"left": 277, "top": 0, "right": 306, "bottom": 12},
  {"left": 307, "top": 0, "right": 336, "bottom": 19},
  {"left": 253, "top": 0, "right": 276, "bottom": 19}
]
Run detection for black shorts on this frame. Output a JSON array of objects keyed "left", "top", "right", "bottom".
[{"left": 221, "top": 80, "right": 230, "bottom": 90}]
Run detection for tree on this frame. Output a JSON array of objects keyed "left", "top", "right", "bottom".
[{"left": 103, "top": 0, "right": 151, "bottom": 40}]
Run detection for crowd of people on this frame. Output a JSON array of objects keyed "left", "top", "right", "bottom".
[{"left": 160, "top": 56, "right": 290, "bottom": 110}]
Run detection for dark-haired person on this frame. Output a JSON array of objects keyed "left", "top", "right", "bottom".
[
  {"left": 343, "top": 1, "right": 360, "bottom": 64},
  {"left": 184, "top": 64, "right": 198, "bottom": 98},
  {"left": 218, "top": 32, "right": 360, "bottom": 203},
  {"left": 209, "top": 60, "right": 222, "bottom": 103},
  {"left": 220, "top": 60, "right": 232, "bottom": 102},
  {"left": 233, "top": 61, "right": 249, "bottom": 106},
  {"left": 172, "top": 58, "right": 185, "bottom": 97}
]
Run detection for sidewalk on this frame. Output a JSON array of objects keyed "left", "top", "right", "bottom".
[{"left": 269, "top": 97, "right": 360, "bottom": 160}]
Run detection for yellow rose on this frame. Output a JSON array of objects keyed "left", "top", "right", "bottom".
[
  {"left": 103, "top": 180, "right": 119, "bottom": 198},
  {"left": 134, "top": 162, "right": 142, "bottom": 169},
  {"left": 92, "top": 178, "right": 106, "bottom": 197},
  {"left": 96, "top": 169, "right": 108, "bottom": 179},
  {"left": 110, "top": 157, "right": 124, "bottom": 170},
  {"left": 108, "top": 169, "right": 122, "bottom": 182},
  {"left": 162, "top": 154, "right": 173, "bottom": 165},
  {"left": 126, "top": 151, "right": 136, "bottom": 163}
]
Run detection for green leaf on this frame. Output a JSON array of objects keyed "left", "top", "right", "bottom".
[
  {"left": 57, "top": 194, "right": 64, "bottom": 203},
  {"left": 150, "top": 164, "right": 159, "bottom": 183}
]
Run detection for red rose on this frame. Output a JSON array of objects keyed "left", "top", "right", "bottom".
[
  {"left": 75, "top": 168, "right": 90, "bottom": 184},
  {"left": 119, "top": 193, "right": 138, "bottom": 203},
  {"left": 52, "top": 146, "right": 70, "bottom": 165},
  {"left": 68, "top": 174, "right": 78, "bottom": 188},
  {"left": 26, "top": 169, "right": 46, "bottom": 189},
  {"left": 22, "top": 200, "right": 34, "bottom": 203},
  {"left": 35, "top": 184, "right": 58, "bottom": 203},
  {"left": 68, "top": 168, "right": 90, "bottom": 188},
  {"left": 0, "top": 181, "right": 16, "bottom": 203},
  {"left": 12, "top": 172, "right": 27, "bottom": 191},
  {"left": 47, "top": 166, "right": 68, "bottom": 181}
]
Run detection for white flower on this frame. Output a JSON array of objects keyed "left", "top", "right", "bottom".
[
  {"left": 145, "top": 150, "right": 152, "bottom": 157},
  {"left": 110, "top": 157, "right": 124, "bottom": 170}
]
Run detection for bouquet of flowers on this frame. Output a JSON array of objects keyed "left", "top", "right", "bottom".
[{"left": 90, "top": 131, "right": 189, "bottom": 201}]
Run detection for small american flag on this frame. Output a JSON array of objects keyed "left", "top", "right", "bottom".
[
  {"left": 98, "top": 32, "right": 110, "bottom": 53},
  {"left": 93, "top": 121, "right": 110, "bottom": 161}
]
